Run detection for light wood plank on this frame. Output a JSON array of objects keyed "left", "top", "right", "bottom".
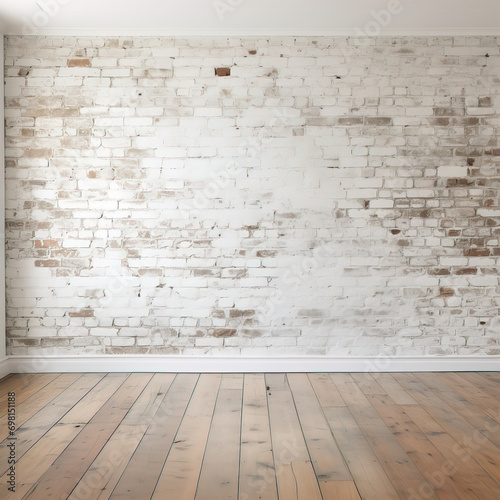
[
  {"left": 0, "top": 374, "right": 37, "bottom": 403},
  {"left": 351, "top": 372, "right": 386, "bottom": 395},
  {"left": 437, "top": 372, "right": 500, "bottom": 425},
  {"left": 0, "top": 371, "right": 498, "bottom": 500},
  {"left": 266, "top": 374, "right": 322, "bottom": 500},
  {"left": 308, "top": 373, "right": 345, "bottom": 407},
  {"left": 331, "top": 373, "right": 440, "bottom": 499},
  {"left": 459, "top": 372, "right": 500, "bottom": 399},
  {"left": 70, "top": 373, "right": 179, "bottom": 500},
  {"left": 239, "top": 374, "right": 278, "bottom": 500},
  {"left": 368, "top": 393, "right": 476, "bottom": 500},
  {"left": 369, "top": 373, "right": 417, "bottom": 405},
  {"left": 0, "top": 373, "right": 82, "bottom": 441},
  {"left": 196, "top": 374, "right": 243, "bottom": 500},
  {"left": 415, "top": 373, "right": 500, "bottom": 448},
  {"left": 288, "top": 373, "right": 358, "bottom": 499},
  {"left": 0, "top": 423, "right": 83, "bottom": 499},
  {"left": 0, "top": 373, "right": 104, "bottom": 476},
  {"left": 323, "top": 406, "right": 401, "bottom": 500},
  {"left": 24, "top": 374, "right": 152, "bottom": 499},
  {"left": 60, "top": 373, "right": 129, "bottom": 425},
  {"left": 393, "top": 373, "right": 500, "bottom": 484},
  {"left": 0, "top": 373, "right": 59, "bottom": 417},
  {"left": 401, "top": 403, "right": 500, "bottom": 500},
  {"left": 151, "top": 374, "right": 222, "bottom": 500}
]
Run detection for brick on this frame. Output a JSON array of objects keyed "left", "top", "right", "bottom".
[
  {"left": 68, "top": 59, "right": 91, "bottom": 67},
  {"left": 215, "top": 67, "right": 231, "bottom": 76},
  {"left": 4, "top": 35, "right": 500, "bottom": 358},
  {"left": 438, "top": 166, "right": 468, "bottom": 178},
  {"left": 69, "top": 309, "right": 95, "bottom": 318},
  {"left": 34, "top": 260, "right": 59, "bottom": 267}
]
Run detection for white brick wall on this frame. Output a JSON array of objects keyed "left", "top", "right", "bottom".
[{"left": 4, "top": 35, "right": 500, "bottom": 357}]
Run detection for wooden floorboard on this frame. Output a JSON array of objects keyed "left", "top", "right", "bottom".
[{"left": 0, "top": 372, "right": 499, "bottom": 499}]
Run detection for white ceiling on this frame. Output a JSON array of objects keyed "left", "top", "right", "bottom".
[{"left": 0, "top": 0, "right": 499, "bottom": 35}]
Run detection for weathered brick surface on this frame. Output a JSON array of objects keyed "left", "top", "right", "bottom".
[{"left": 4, "top": 36, "right": 500, "bottom": 356}]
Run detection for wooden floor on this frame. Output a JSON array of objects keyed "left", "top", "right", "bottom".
[{"left": 1, "top": 372, "right": 500, "bottom": 499}]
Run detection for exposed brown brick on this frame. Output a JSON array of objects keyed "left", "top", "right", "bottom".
[
  {"left": 25, "top": 148, "right": 52, "bottom": 158},
  {"left": 229, "top": 309, "right": 255, "bottom": 318},
  {"left": 51, "top": 249, "right": 79, "bottom": 258},
  {"left": 212, "top": 309, "right": 226, "bottom": 319},
  {"left": 439, "top": 287, "right": 455, "bottom": 297},
  {"left": 257, "top": 250, "right": 277, "bottom": 257},
  {"left": 41, "top": 338, "right": 71, "bottom": 347},
  {"left": 241, "top": 329, "right": 263, "bottom": 338},
  {"left": 434, "top": 107, "right": 464, "bottom": 116},
  {"left": 10, "top": 338, "right": 40, "bottom": 346},
  {"left": 215, "top": 67, "right": 231, "bottom": 77},
  {"left": 464, "top": 248, "right": 490, "bottom": 257},
  {"left": 364, "top": 117, "right": 393, "bottom": 126},
  {"left": 69, "top": 309, "right": 95, "bottom": 318},
  {"left": 455, "top": 268, "right": 478, "bottom": 275},
  {"left": 35, "top": 239, "right": 59, "bottom": 249},
  {"left": 213, "top": 329, "right": 237, "bottom": 338},
  {"left": 429, "top": 117, "right": 450, "bottom": 126},
  {"left": 337, "top": 117, "right": 364, "bottom": 125},
  {"left": 35, "top": 259, "right": 59, "bottom": 267},
  {"left": 68, "top": 58, "right": 91, "bottom": 67},
  {"left": 194, "top": 269, "right": 215, "bottom": 276},
  {"left": 428, "top": 268, "right": 451, "bottom": 276},
  {"left": 478, "top": 96, "right": 492, "bottom": 107}
]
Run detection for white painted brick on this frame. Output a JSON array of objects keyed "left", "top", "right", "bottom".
[
  {"left": 438, "top": 166, "right": 468, "bottom": 177},
  {"left": 4, "top": 35, "right": 500, "bottom": 358}
]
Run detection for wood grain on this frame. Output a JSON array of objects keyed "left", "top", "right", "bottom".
[{"left": 1, "top": 371, "right": 499, "bottom": 500}]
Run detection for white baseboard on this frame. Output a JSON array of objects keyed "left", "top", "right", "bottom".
[
  {"left": 0, "top": 357, "right": 12, "bottom": 380},
  {"left": 5, "top": 355, "right": 500, "bottom": 374}
]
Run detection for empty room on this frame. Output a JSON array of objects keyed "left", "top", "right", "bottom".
[{"left": 0, "top": 0, "right": 499, "bottom": 498}]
